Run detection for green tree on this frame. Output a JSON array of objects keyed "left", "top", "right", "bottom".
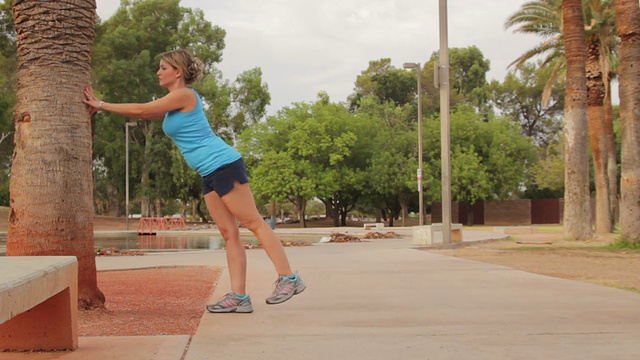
[
  {"left": 356, "top": 96, "right": 418, "bottom": 226},
  {"left": 421, "top": 105, "right": 537, "bottom": 220},
  {"left": 349, "top": 58, "right": 416, "bottom": 111},
  {"left": 448, "top": 106, "right": 537, "bottom": 201},
  {"left": 202, "top": 67, "right": 271, "bottom": 142},
  {"left": 239, "top": 96, "right": 359, "bottom": 227},
  {"left": 450, "top": 144, "right": 492, "bottom": 222},
  {"left": 425, "top": 46, "right": 491, "bottom": 114},
  {"left": 0, "top": 0, "right": 15, "bottom": 206},
  {"left": 446, "top": 46, "right": 490, "bottom": 100},
  {"left": 529, "top": 141, "right": 565, "bottom": 194},
  {"left": 489, "top": 61, "right": 565, "bottom": 148}
]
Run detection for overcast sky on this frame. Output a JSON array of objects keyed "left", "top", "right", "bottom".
[{"left": 96, "top": 0, "right": 541, "bottom": 115}]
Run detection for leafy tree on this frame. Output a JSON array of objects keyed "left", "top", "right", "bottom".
[
  {"left": 202, "top": 67, "right": 271, "bottom": 143},
  {"left": 428, "top": 46, "right": 490, "bottom": 109},
  {"left": 356, "top": 97, "right": 418, "bottom": 226},
  {"left": 0, "top": 0, "right": 15, "bottom": 205},
  {"left": 422, "top": 105, "right": 537, "bottom": 219},
  {"left": 450, "top": 144, "right": 492, "bottom": 223},
  {"left": 239, "top": 96, "right": 359, "bottom": 227},
  {"left": 489, "top": 61, "right": 565, "bottom": 148},
  {"left": 447, "top": 46, "right": 490, "bottom": 99},
  {"left": 529, "top": 141, "right": 565, "bottom": 194},
  {"left": 449, "top": 106, "right": 537, "bottom": 200},
  {"left": 349, "top": 58, "right": 416, "bottom": 112},
  {"left": 351, "top": 58, "right": 394, "bottom": 100},
  {"left": 312, "top": 95, "right": 374, "bottom": 226}
]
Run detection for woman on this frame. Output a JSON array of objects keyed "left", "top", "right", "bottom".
[{"left": 83, "top": 49, "right": 305, "bottom": 314}]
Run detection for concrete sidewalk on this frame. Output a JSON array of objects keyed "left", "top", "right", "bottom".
[
  {"left": 2, "top": 228, "right": 639, "bottom": 359},
  {"left": 185, "top": 232, "right": 640, "bottom": 360}
]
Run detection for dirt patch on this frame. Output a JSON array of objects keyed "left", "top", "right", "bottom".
[
  {"left": 428, "top": 231, "right": 640, "bottom": 292},
  {"left": 79, "top": 266, "right": 221, "bottom": 336}
]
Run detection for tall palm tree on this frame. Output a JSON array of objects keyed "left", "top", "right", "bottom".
[
  {"left": 562, "top": 0, "right": 593, "bottom": 239},
  {"left": 585, "top": 0, "right": 617, "bottom": 232},
  {"left": 505, "top": 0, "right": 564, "bottom": 104},
  {"left": 612, "top": 0, "right": 640, "bottom": 242},
  {"left": 506, "top": 0, "right": 618, "bottom": 232},
  {"left": 8, "top": 0, "right": 105, "bottom": 308}
]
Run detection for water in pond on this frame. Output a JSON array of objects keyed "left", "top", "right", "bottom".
[{"left": 0, "top": 233, "right": 320, "bottom": 255}]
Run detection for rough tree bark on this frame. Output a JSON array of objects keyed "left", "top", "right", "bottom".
[
  {"left": 586, "top": 37, "right": 612, "bottom": 233},
  {"left": 613, "top": 0, "right": 640, "bottom": 242},
  {"left": 562, "top": 0, "right": 593, "bottom": 240},
  {"left": 8, "top": 0, "right": 105, "bottom": 308}
]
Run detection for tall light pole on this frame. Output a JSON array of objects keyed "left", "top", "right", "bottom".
[
  {"left": 403, "top": 62, "right": 424, "bottom": 226},
  {"left": 437, "top": 0, "right": 452, "bottom": 244},
  {"left": 125, "top": 122, "right": 137, "bottom": 230}
]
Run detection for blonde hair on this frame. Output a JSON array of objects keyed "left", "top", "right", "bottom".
[{"left": 160, "top": 49, "right": 204, "bottom": 85}]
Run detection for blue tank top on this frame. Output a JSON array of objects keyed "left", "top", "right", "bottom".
[{"left": 162, "top": 89, "right": 241, "bottom": 176}]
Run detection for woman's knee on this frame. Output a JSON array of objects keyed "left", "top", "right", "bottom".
[
  {"left": 217, "top": 225, "right": 240, "bottom": 242},
  {"left": 242, "top": 216, "right": 267, "bottom": 234}
]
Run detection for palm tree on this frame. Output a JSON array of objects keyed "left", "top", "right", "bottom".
[
  {"left": 585, "top": 0, "right": 617, "bottom": 232},
  {"left": 562, "top": 0, "right": 593, "bottom": 239},
  {"left": 505, "top": 0, "right": 564, "bottom": 104},
  {"left": 506, "top": 0, "right": 618, "bottom": 233},
  {"left": 7, "top": 0, "right": 105, "bottom": 308},
  {"left": 612, "top": 0, "right": 640, "bottom": 242}
]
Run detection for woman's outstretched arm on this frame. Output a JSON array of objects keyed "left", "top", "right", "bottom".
[{"left": 83, "top": 85, "right": 195, "bottom": 119}]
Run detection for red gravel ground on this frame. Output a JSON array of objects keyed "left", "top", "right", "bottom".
[{"left": 78, "top": 266, "right": 221, "bottom": 336}]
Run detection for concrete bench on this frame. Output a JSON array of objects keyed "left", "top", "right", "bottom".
[
  {"left": 363, "top": 223, "right": 385, "bottom": 230},
  {"left": 412, "top": 223, "right": 463, "bottom": 245},
  {"left": 0, "top": 256, "right": 78, "bottom": 351}
]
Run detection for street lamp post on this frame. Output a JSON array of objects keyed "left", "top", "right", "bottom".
[
  {"left": 437, "top": 0, "right": 452, "bottom": 244},
  {"left": 125, "top": 122, "right": 137, "bottom": 230},
  {"left": 403, "top": 62, "right": 424, "bottom": 226}
]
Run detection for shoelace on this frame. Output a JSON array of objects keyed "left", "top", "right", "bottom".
[
  {"left": 273, "top": 277, "right": 294, "bottom": 293},
  {"left": 219, "top": 293, "right": 239, "bottom": 306}
]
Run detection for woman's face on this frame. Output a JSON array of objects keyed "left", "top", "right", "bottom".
[{"left": 157, "top": 59, "right": 181, "bottom": 88}]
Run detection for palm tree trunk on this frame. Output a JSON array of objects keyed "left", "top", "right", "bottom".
[
  {"left": 613, "top": 0, "right": 640, "bottom": 242},
  {"left": 8, "top": 0, "right": 105, "bottom": 309},
  {"left": 604, "top": 75, "right": 618, "bottom": 226},
  {"left": 586, "top": 38, "right": 612, "bottom": 233},
  {"left": 562, "top": 0, "right": 593, "bottom": 240}
]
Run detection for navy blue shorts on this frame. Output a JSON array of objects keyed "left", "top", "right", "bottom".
[{"left": 202, "top": 158, "right": 249, "bottom": 197}]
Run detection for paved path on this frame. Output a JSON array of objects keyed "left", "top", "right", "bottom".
[
  {"left": 2, "top": 228, "right": 639, "bottom": 359},
  {"left": 185, "top": 231, "right": 640, "bottom": 360}
]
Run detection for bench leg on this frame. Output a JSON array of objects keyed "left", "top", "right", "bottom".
[
  {"left": 451, "top": 229, "right": 462, "bottom": 243},
  {"left": 0, "top": 287, "right": 78, "bottom": 351}
]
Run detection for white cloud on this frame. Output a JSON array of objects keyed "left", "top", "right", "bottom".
[{"left": 97, "top": 0, "right": 542, "bottom": 114}]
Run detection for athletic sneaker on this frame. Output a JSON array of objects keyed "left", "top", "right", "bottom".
[
  {"left": 266, "top": 273, "right": 306, "bottom": 305},
  {"left": 206, "top": 292, "right": 254, "bottom": 313}
]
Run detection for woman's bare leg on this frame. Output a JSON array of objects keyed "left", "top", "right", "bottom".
[
  {"left": 219, "top": 182, "right": 293, "bottom": 276},
  {"left": 204, "top": 191, "right": 248, "bottom": 294}
]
